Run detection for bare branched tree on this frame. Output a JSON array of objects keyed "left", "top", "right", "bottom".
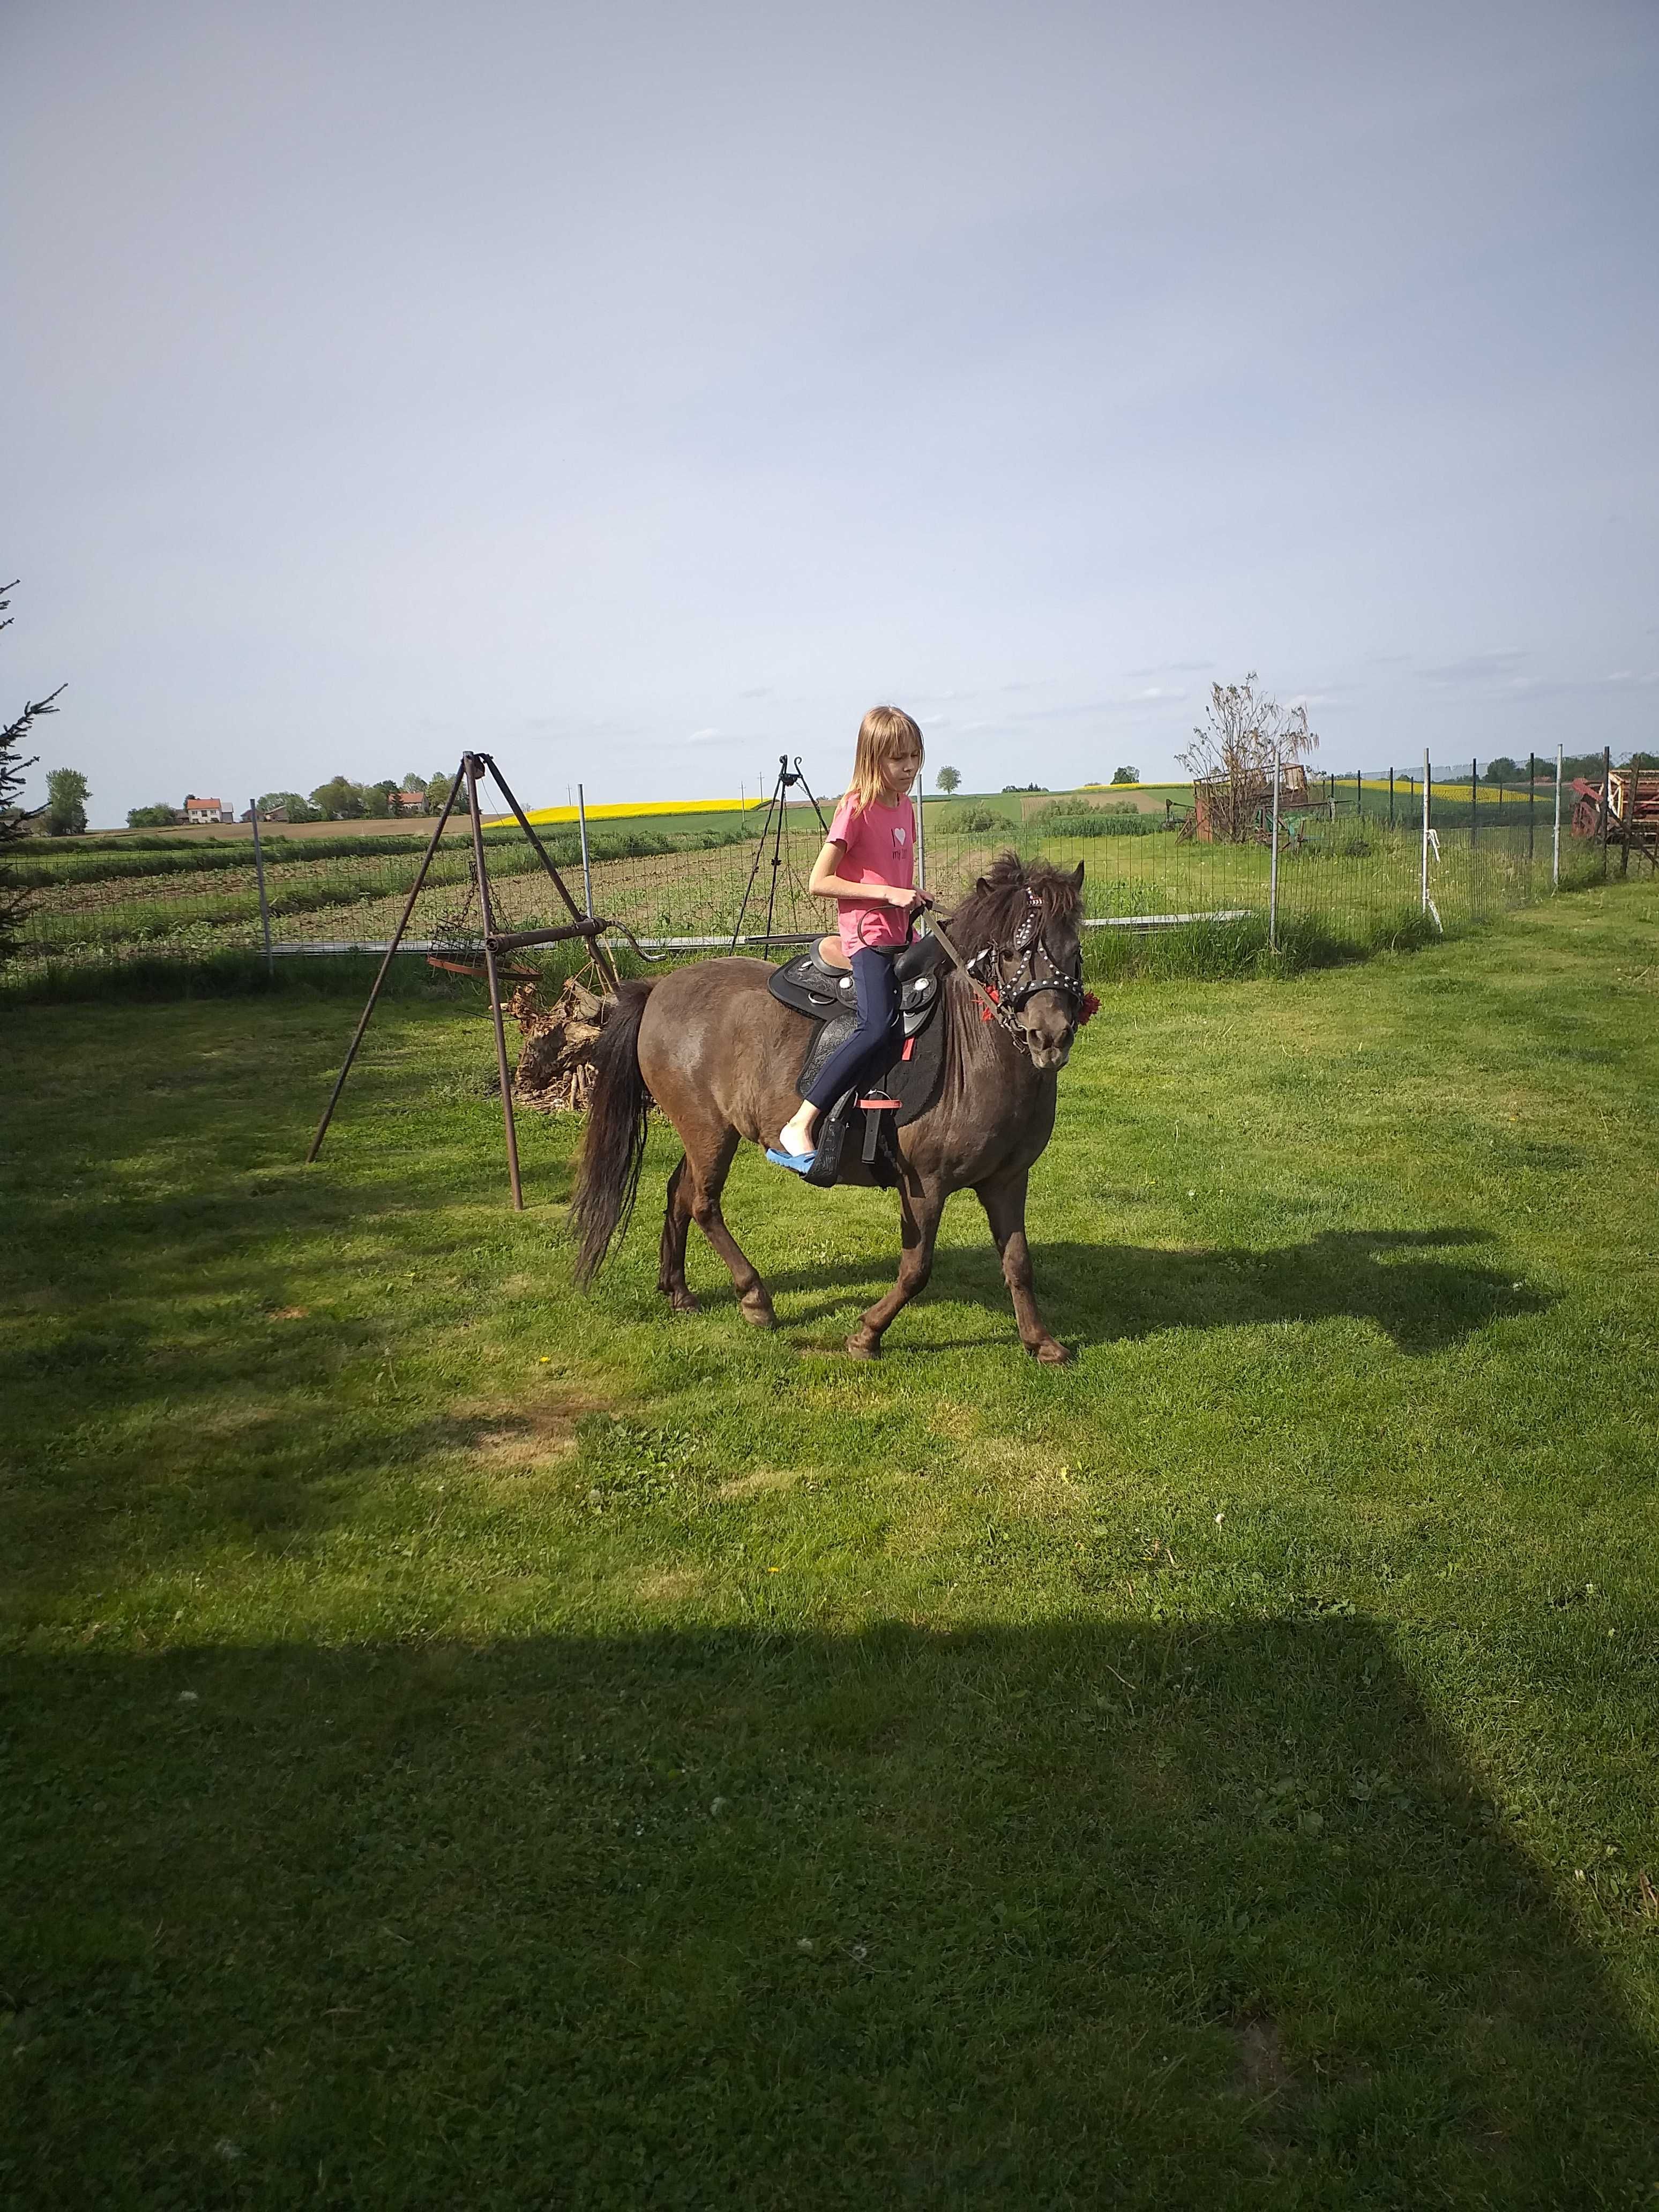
[
  {"left": 1, "top": 581, "right": 65, "bottom": 966},
  {"left": 1176, "top": 674, "right": 1318, "bottom": 843}
]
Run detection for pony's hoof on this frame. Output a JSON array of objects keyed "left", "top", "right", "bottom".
[
  {"left": 667, "top": 1290, "right": 701, "bottom": 1313},
  {"left": 1029, "top": 1337, "right": 1073, "bottom": 1365},
  {"left": 845, "top": 1333, "right": 880, "bottom": 1361},
  {"left": 741, "top": 1301, "right": 778, "bottom": 1331}
]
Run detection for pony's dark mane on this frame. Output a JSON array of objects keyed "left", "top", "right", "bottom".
[
  {"left": 937, "top": 850, "right": 1083, "bottom": 1096},
  {"left": 942, "top": 849, "right": 1083, "bottom": 952}
]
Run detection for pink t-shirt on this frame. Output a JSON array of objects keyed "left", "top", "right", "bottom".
[{"left": 826, "top": 793, "right": 915, "bottom": 954}]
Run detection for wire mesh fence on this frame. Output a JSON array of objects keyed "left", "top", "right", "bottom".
[
  {"left": 5, "top": 811, "right": 777, "bottom": 979},
  {"left": 924, "top": 763, "right": 1613, "bottom": 962},
  {"left": 4, "top": 754, "right": 1643, "bottom": 995}
]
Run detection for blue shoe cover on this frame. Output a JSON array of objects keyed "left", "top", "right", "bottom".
[{"left": 765, "top": 1146, "right": 818, "bottom": 1175}]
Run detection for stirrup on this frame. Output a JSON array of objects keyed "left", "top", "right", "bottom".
[{"left": 857, "top": 1094, "right": 902, "bottom": 1169}]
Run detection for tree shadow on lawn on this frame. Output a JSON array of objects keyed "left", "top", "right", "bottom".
[
  {"left": 760, "top": 1227, "right": 1547, "bottom": 1356},
  {"left": 2, "top": 1151, "right": 581, "bottom": 1602},
  {"left": 5, "top": 1618, "right": 1652, "bottom": 2208},
  {"left": 5, "top": 1083, "right": 580, "bottom": 1410}
]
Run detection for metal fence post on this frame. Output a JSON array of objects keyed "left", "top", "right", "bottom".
[
  {"left": 1601, "top": 745, "right": 1611, "bottom": 880},
  {"left": 1470, "top": 759, "right": 1478, "bottom": 851},
  {"left": 1268, "top": 743, "right": 1281, "bottom": 953},
  {"left": 1552, "top": 744, "right": 1562, "bottom": 889},
  {"left": 250, "top": 799, "right": 273, "bottom": 970},
  {"left": 1421, "top": 750, "right": 1431, "bottom": 916},
  {"left": 1527, "top": 751, "right": 1536, "bottom": 866},
  {"left": 1389, "top": 766, "right": 1395, "bottom": 828},
  {"left": 577, "top": 782, "right": 594, "bottom": 918},
  {"left": 914, "top": 773, "right": 928, "bottom": 908}
]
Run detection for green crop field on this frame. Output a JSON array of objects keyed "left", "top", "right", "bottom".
[
  {"left": 3, "top": 880, "right": 1657, "bottom": 2206},
  {"left": 9, "top": 784, "right": 1591, "bottom": 991}
]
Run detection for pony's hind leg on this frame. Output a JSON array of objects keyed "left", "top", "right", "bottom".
[
  {"left": 686, "top": 1127, "right": 777, "bottom": 1329},
  {"left": 657, "top": 1154, "right": 699, "bottom": 1312}
]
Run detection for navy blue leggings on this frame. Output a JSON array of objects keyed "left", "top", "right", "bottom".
[{"left": 804, "top": 946, "right": 901, "bottom": 1112}]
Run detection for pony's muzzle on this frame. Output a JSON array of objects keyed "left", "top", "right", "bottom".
[{"left": 1025, "top": 1032, "right": 1073, "bottom": 1071}]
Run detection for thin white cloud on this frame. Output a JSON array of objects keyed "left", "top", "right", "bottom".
[{"left": 1417, "top": 651, "right": 1530, "bottom": 686}]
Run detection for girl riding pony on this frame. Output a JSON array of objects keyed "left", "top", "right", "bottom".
[{"left": 769, "top": 705, "right": 930, "bottom": 1173}]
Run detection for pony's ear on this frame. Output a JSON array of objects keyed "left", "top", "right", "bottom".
[
  {"left": 1070, "top": 861, "right": 1085, "bottom": 887},
  {"left": 974, "top": 875, "right": 990, "bottom": 894}
]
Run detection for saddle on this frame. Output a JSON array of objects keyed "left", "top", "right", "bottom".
[{"left": 766, "top": 934, "right": 948, "bottom": 1189}]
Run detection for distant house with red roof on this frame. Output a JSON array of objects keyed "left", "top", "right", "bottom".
[{"left": 184, "top": 795, "right": 235, "bottom": 824}]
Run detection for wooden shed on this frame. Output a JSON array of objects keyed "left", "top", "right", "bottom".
[
  {"left": 1179, "top": 764, "right": 1316, "bottom": 844},
  {"left": 1571, "top": 766, "right": 1659, "bottom": 865}
]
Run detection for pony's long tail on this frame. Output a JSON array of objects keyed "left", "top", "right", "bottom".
[{"left": 571, "top": 979, "right": 657, "bottom": 1286}]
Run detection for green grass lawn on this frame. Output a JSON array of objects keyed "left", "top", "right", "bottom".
[{"left": 3, "top": 883, "right": 1657, "bottom": 2207}]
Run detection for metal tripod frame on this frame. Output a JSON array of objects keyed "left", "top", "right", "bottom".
[
  {"left": 305, "top": 749, "right": 622, "bottom": 1209},
  {"left": 730, "top": 752, "right": 828, "bottom": 953}
]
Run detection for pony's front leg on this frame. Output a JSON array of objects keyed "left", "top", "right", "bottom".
[
  {"left": 976, "top": 1167, "right": 1071, "bottom": 1363},
  {"left": 847, "top": 1179, "right": 943, "bottom": 1361}
]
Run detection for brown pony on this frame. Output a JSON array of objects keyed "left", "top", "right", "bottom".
[{"left": 570, "top": 852, "right": 1086, "bottom": 1360}]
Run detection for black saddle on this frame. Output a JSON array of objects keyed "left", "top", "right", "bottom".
[
  {"left": 766, "top": 935, "right": 949, "bottom": 1189},
  {"left": 768, "top": 930, "right": 944, "bottom": 1021}
]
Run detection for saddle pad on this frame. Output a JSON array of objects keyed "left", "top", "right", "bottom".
[{"left": 793, "top": 995, "right": 946, "bottom": 1127}]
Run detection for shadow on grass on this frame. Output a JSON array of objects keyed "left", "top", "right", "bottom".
[
  {"left": 2, "top": 1116, "right": 580, "bottom": 1596},
  {"left": 4, "top": 1620, "right": 1653, "bottom": 2207},
  {"left": 756, "top": 1227, "right": 1546, "bottom": 1355}
]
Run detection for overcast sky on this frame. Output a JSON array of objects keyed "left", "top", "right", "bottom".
[{"left": 6, "top": 0, "right": 1656, "bottom": 825}]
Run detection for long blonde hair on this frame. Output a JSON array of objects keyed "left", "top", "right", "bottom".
[{"left": 846, "top": 704, "right": 924, "bottom": 812}]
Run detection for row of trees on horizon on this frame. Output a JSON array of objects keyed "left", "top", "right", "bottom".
[
  {"left": 21, "top": 753, "right": 1649, "bottom": 841},
  {"left": 123, "top": 772, "right": 462, "bottom": 828},
  {"left": 108, "top": 750, "right": 1649, "bottom": 834}
]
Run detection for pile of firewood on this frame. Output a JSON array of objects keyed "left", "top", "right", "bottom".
[{"left": 506, "top": 976, "right": 611, "bottom": 1113}]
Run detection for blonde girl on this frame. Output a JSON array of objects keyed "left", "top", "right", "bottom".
[{"left": 769, "top": 706, "right": 930, "bottom": 1170}]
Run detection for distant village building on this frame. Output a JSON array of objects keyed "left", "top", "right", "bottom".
[
  {"left": 184, "top": 795, "right": 235, "bottom": 824},
  {"left": 391, "top": 789, "right": 427, "bottom": 816}
]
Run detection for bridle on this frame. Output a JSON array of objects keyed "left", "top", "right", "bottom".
[{"left": 929, "top": 888, "right": 1086, "bottom": 1054}]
